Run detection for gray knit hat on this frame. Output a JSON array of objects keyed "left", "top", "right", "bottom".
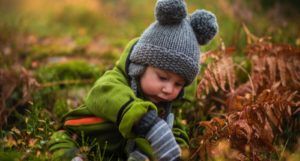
[{"left": 129, "top": 0, "right": 218, "bottom": 86}]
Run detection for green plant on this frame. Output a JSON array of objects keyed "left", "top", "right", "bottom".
[{"left": 36, "top": 60, "right": 101, "bottom": 83}]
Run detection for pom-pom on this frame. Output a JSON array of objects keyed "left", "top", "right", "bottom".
[
  {"left": 190, "top": 9, "right": 218, "bottom": 45},
  {"left": 155, "top": 0, "right": 187, "bottom": 25}
]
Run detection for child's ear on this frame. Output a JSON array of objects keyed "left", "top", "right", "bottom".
[{"left": 190, "top": 9, "right": 219, "bottom": 45}]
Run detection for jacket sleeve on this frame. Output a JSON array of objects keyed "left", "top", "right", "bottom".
[{"left": 85, "top": 67, "right": 157, "bottom": 138}]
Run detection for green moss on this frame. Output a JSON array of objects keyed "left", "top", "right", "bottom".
[
  {"left": 53, "top": 98, "right": 69, "bottom": 119},
  {"left": 36, "top": 60, "right": 102, "bottom": 83},
  {"left": 0, "top": 151, "right": 22, "bottom": 161}
]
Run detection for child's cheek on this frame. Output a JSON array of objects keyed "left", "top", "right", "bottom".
[{"left": 143, "top": 85, "right": 157, "bottom": 95}]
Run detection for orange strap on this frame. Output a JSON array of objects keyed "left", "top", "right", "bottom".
[{"left": 64, "top": 117, "right": 104, "bottom": 126}]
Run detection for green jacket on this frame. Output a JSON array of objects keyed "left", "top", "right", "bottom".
[{"left": 58, "top": 38, "right": 197, "bottom": 160}]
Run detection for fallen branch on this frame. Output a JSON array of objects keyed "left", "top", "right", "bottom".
[{"left": 39, "top": 79, "right": 94, "bottom": 88}]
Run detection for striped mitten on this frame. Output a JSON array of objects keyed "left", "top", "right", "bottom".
[
  {"left": 71, "top": 156, "right": 84, "bottom": 161},
  {"left": 127, "top": 150, "right": 149, "bottom": 161},
  {"left": 134, "top": 110, "right": 181, "bottom": 161}
]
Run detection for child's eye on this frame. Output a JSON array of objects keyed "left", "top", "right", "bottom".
[
  {"left": 158, "top": 75, "right": 168, "bottom": 81},
  {"left": 175, "top": 82, "right": 184, "bottom": 87}
]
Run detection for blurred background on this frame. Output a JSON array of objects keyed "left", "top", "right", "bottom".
[
  {"left": 0, "top": 0, "right": 299, "bottom": 160},
  {"left": 1, "top": 0, "right": 299, "bottom": 77},
  {"left": 0, "top": 0, "right": 299, "bottom": 71},
  {"left": 1, "top": 0, "right": 299, "bottom": 54}
]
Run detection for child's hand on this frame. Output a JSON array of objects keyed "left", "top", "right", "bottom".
[{"left": 134, "top": 110, "right": 181, "bottom": 161}]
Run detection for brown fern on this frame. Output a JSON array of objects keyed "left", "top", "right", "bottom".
[
  {"left": 246, "top": 42, "right": 300, "bottom": 91},
  {"left": 198, "top": 47, "right": 236, "bottom": 96},
  {"left": 193, "top": 86, "right": 298, "bottom": 161},
  {"left": 197, "top": 41, "right": 300, "bottom": 112},
  {"left": 193, "top": 40, "right": 300, "bottom": 160},
  {"left": 0, "top": 67, "right": 39, "bottom": 128}
]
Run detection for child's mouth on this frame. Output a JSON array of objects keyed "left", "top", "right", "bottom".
[{"left": 148, "top": 95, "right": 168, "bottom": 103}]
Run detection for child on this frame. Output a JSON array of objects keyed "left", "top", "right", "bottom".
[{"left": 48, "top": 0, "right": 218, "bottom": 160}]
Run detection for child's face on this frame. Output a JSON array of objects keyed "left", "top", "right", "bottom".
[{"left": 140, "top": 66, "right": 185, "bottom": 104}]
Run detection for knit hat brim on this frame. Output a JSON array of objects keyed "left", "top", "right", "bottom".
[{"left": 130, "top": 42, "right": 199, "bottom": 85}]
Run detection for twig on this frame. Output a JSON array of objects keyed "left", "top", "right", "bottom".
[
  {"left": 39, "top": 79, "right": 94, "bottom": 88},
  {"left": 242, "top": 23, "right": 259, "bottom": 44},
  {"left": 234, "top": 63, "right": 256, "bottom": 98},
  {"left": 211, "top": 96, "right": 226, "bottom": 105}
]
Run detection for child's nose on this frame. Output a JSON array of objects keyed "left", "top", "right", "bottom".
[{"left": 162, "top": 83, "right": 174, "bottom": 94}]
